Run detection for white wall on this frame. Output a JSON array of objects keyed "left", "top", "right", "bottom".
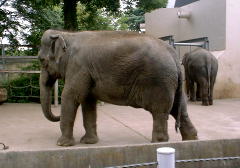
[
  {"left": 213, "top": 0, "right": 240, "bottom": 98},
  {"left": 145, "top": 0, "right": 240, "bottom": 98},
  {"left": 145, "top": 0, "right": 226, "bottom": 51}
]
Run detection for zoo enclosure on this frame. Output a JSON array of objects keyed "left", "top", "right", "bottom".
[
  {"left": 0, "top": 36, "right": 209, "bottom": 104},
  {"left": 0, "top": 44, "right": 60, "bottom": 105},
  {"left": 159, "top": 35, "right": 209, "bottom": 57}
]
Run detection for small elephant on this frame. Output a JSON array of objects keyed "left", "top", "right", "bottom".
[
  {"left": 182, "top": 48, "right": 218, "bottom": 106},
  {"left": 39, "top": 29, "right": 198, "bottom": 146}
]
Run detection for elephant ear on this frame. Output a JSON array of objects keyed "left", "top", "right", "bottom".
[{"left": 49, "top": 34, "right": 67, "bottom": 63}]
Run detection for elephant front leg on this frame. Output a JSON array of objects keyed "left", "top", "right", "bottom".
[
  {"left": 57, "top": 94, "right": 79, "bottom": 146},
  {"left": 80, "top": 95, "right": 98, "bottom": 144},
  {"left": 151, "top": 113, "right": 169, "bottom": 142}
]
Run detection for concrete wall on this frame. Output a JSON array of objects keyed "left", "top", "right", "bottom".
[
  {"left": 145, "top": 0, "right": 226, "bottom": 51},
  {"left": 0, "top": 139, "right": 239, "bottom": 168},
  {"left": 213, "top": 0, "right": 240, "bottom": 98},
  {"left": 145, "top": 0, "right": 240, "bottom": 99}
]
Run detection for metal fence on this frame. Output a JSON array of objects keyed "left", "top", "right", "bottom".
[
  {"left": 0, "top": 70, "right": 61, "bottom": 106},
  {"left": 0, "top": 44, "right": 61, "bottom": 105},
  {"left": 105, "top": 156, "right": 240, "bottom": 168},
  {"left": 0, "top": 70, "right": 40, "bottom": 100},
  {"left": 159, "top": 36, "right": 209, "bottom": 50},
  {"left": 159, "top": 36, "right": 210, "bottom": 62}
]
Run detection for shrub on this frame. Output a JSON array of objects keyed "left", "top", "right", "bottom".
[{"left": 1, "top": 61, "right": 64, "bottom": 103}]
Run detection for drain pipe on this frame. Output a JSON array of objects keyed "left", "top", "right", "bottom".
[
  {"left": 177, "top": 10, "right": 191, "bottom": 19},
  {"left": 157, "top": 147, "right": 175, "bottom": 168}
]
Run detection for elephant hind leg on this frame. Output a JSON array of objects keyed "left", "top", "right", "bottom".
[
  {"left": 196, "top": 83, "right": 201, "bottom": 101},
  {"left": 179, "top": 113, "right": 198, "bottom": 140},
  {"left": 189, "top": 80, "right": 196, "bottom": 102},
  {"left": 200, "top": 79, "right": 209, "bottom": 106},
  {"left": 170, "top": 92, "right": 198, "bottom": 141},
  {"left": 80, "top": 94, "right": 98, "bottom": 144},
  {"left": 145, "top": 91, "right": 174, "bottom": 143},
  {"left": 171, "top": 110, "right": 198, "bottom": 140},
  {"left": 209, "top": 75, "right": 217, "bottom": 105},
  {"left": 151, "top": 111, "right": 169, "bottom": 142}
]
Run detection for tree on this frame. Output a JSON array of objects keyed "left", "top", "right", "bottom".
[
  {"left": 121, "top": 0, "right": 167, "bottom": 31},
  {"left": 0, "top": 0, "right": 63, "bottom": 55},
  {"left": 77, "top": 4, "right": 115, "bottom": 31},
  {"left": 30, "top": 0, "right": 120, "bottom": 30}
]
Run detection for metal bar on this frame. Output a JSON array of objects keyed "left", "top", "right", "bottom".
[
  {"left": 176, "top": 37, "right": 208, "bottom": 43},
  {"left": 0, "top": 44, "right": 37, "bottom": 48},
  {"left": 105, "top": 162, "right": 157, "bottom": 168},
  {"left": 0, "top": 70, "right": 40, "bottom": 74},
  {"left": 174, "top": 42, "right": 204, "bottom": 47},
  {"left": 176, "top": 156, "right": 240, "bottom": 163},
  {"left": 9, "top": 96, "right": 40, "bottom": 98},
  {"left": 105, "top": 156, "right": 240, "bottom": 168},
  {"left": 0, "top": 56, "right": 38, "bottom": 59}
]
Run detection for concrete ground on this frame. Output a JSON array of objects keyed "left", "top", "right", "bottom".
[{"left": 0, "top": 99, "right": 239, "bottom": 151}]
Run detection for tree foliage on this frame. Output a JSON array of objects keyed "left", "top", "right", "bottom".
[
  {"left": 0, "top": 0, "right": 63, "bottom": 50},
  {"left": 0, "top": 0, "right": 167, "bottom": 46},
  {"left": 121, "top": 0, "right": 167, "bottom": 31}
]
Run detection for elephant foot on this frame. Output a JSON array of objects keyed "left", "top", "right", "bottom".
[
  {"left": 80, "top": 134, "right": 98, "bottom": 144},
  {"left": 181, "top": 127, "right": 198, "bottom": 141},
  {"left": 202, "top": 101, "right": 209, "bottom": 106},
  {"left": 196, "top": 97, "right": 201, "bottom": 101},
  {"left": 151, "top": 133, "right": 169, "bottom": 143},
  {"left": 209, "top": 100, "right": 213, "bottom": 105},
  {"left": 182, "top": 134, "right": 198, "bottom": 141},
  {"left": 189, "top": 97, "right": 196, "bottom": 102},
  {"left": 57, "top": 136, "right": 75, "bottom": 146}
]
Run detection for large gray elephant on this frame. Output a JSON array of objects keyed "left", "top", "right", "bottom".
[
  {"left": 38, "top": 29, "right": 198, "bottom": 146},
  {"left": 182, "top": 48, "right": 218, "bottom": 106}
]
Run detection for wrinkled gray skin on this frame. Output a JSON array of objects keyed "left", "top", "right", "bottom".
[
  {"left": 182, "top": 48, "right": 218, "bottom": 106},
  {"left": 39, "top": 29, "right": 198, "bottom": 146}
]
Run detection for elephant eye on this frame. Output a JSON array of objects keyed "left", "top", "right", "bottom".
[
  {"left": 38, "top": 56, "right": 45, "bottom": 63},
  {"left": 39, "top": 58, "right": 44, "bottom": 63}
]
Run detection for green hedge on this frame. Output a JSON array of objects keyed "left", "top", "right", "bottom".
[{"left": 0, "top": 61, "right": 64, "bottom": 103}]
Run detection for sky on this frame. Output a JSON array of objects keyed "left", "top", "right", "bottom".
[{"left": 167, "top": 0, "right": 176, "bottom": 8}]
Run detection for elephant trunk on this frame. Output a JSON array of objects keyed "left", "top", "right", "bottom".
[{"left": 40, "top": 70, "right": 60, "bottom": 122}]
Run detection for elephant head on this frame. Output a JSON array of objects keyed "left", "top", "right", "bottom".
[{"left": 38, "top": 31, "right": 67, "bottom": 122}]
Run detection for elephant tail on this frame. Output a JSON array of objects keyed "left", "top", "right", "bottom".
[
  {"left": 170, "top": 68, "right": 183, "bottom": 132},
  {"left": 206, "top": 57, "right": 212, "bottom": 97}
]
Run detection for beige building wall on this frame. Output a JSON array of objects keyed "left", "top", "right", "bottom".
[
  {"left": 145, "top": 0, "right": 226, "bottom": 51},
  {"left": 213, "top": 0, "right": 240, "bottom": 98},
  {"left": 145, "top": 0, "right": 240, "bottom": 99}
]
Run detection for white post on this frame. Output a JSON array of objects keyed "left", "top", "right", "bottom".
[
  {"left": 54, "top": 80, "right": 58, "bottom": 107},
  {"left": 157, "top": 147, "right": 175, "bottom": 168}
]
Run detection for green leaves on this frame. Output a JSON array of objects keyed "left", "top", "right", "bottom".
[
  {"left": 137, "top": 0, "right": 168, "bottom": 12},
  {"left": 120, "top": 0, "right": 167, "bottom": 31}
]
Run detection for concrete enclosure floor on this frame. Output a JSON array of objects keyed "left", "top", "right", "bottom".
[{"left": 0, "top": 99, "right": 239, "bottom": 151}]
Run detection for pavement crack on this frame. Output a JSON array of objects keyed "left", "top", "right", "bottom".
[{"left": 103, "top": 111, "right": 151, "bottom": 142}]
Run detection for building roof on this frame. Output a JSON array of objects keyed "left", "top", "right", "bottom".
[{"left": 174, "top": 0, "right": 199, "bottom": 7}]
